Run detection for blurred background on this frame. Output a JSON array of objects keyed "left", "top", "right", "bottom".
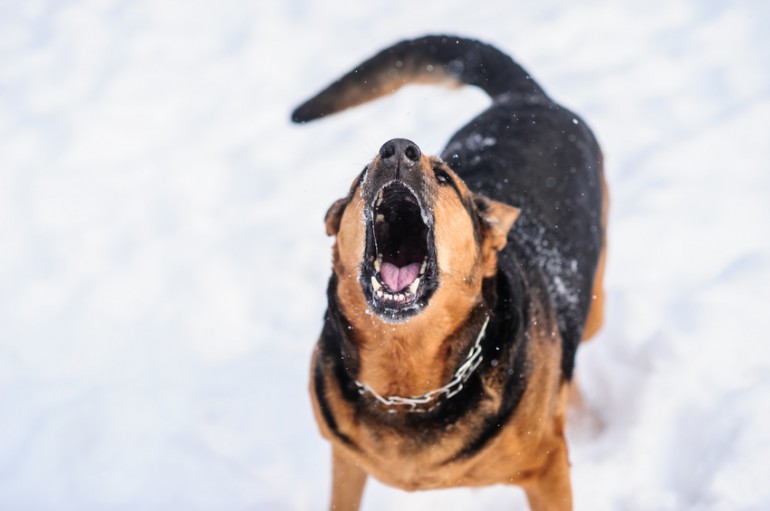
[{"left": 1, "top": 0, "right": 769, "bottom": 509}]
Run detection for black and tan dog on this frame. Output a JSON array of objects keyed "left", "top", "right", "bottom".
[{"left": 292, "top": 35, "right": 607, "bottom": 511}]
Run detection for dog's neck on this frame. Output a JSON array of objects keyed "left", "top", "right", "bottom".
[{"left": 329, "top": 276, "right": 497, "bottom": 400}]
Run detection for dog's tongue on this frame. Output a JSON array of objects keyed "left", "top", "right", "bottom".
[{"left": 380, "top": 261, "right": 420, "bottom": 293}]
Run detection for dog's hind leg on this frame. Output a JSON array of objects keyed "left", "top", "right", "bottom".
[
  {"left": 329, "top": 447, "right": 367, "bottom": 511},
  {"left": 581, "top": 170, "right": 609, "bottom": 342},
  {"left": 581, "top": 244, "right": 606, "bottom": 341}
]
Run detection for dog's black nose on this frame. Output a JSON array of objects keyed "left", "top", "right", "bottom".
[{"left": 379, "top": 138, "right": 421, "bottom": 166}]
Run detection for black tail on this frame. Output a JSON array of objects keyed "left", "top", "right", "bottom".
[{"left": 291, "top": 35, "right": 546, "bottom": 124}]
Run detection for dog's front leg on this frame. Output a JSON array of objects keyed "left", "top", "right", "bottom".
[
  {"left": 521, "top": 437, "right": 572, "bottom": 511},
  {"left": 329, "top": 446, "right": 367, "bottom": 511}
]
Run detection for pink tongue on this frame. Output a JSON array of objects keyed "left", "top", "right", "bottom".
[{"left": 380, "top": 261, "right": 420, "bottom": 292}]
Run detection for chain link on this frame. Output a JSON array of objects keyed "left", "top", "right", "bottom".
[{"left": 354, "top": 315, "right": 490, "bottom": 413}]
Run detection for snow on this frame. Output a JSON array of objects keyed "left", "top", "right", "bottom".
[{"left": 1, "top": 0, "right": 769, "bottom": 510}]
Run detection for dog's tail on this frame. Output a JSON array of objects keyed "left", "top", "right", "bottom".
[{"left": 291, "top": 35, "right": 546, "bottom": 123}]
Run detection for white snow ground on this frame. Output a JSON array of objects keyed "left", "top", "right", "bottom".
[{"left": 1, "top": 0, "right": 769, "bottom": 510}]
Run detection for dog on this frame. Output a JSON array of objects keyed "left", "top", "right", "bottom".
[{"left": 292, "top": 35, "right": 607, "bottom": 511}]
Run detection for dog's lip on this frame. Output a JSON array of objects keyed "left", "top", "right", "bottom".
[{"left": 367, "top": 180, "right": 430, "bottom": 226}]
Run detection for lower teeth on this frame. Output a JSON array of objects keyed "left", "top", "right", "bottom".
[
  {"left": 371, "top": 257, "right": 427, "bottom": 304},
  {"left": 376, "top": 290, "right": 413, "bottom": 303}
]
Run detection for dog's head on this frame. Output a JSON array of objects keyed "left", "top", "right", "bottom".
[{"left": 326, "top": 138, "right": 519, "bottom": 323}]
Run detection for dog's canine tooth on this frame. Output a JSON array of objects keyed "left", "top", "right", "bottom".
[
  {"left": 420, "top": 258, "right": 427, "bottom": 275},
  {"left": 409, "top": 278, "right": 420, "bottom": 295},
  {"left": 376, "top": 213, "right": 384, "bottom": 223},
  {"left": 371, "top": 276, "right": 382, "bottom": 291},
  {"left": 374, "top": 255, "right": 382, "bottom": 272}
]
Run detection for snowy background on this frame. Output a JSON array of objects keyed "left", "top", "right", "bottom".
[{"left": 1, "top": 0, "right": 769, "bottom": 509}]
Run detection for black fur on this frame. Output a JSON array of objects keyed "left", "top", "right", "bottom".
[
  {"left": 316, "top": 267, "right": 530, "bottom": 456},
  {"left": 444, "top": 93, "right": 602, "bottom": 379},
  {"left": 313, "top": 362, "right": 357, "bottom": 449},
  {"left": 292, "top": 36, "right": 545, "bottom": 122},
  {"left": 298, "top": 34, "right": 603, "bottom": 458}
]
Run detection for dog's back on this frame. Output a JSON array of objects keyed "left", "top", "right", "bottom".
[{"left": 293, "top": 35, "right": 605, "bottom": 379}]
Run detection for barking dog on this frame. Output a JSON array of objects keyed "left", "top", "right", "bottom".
[{"left": 292, "top": 35, "right": 607, "bottom": 511}]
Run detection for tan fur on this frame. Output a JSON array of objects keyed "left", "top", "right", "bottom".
[
  {"left": 329, "top": 158, "right": 518, "bottom": 398},
  {"left": 330, "top": 446, "right": 367, "bottom": 511},
  {"left": 310, "top": 289, "right": 573, "bottom": 509},
  {"left": 309, "top": 149, "right": 591, "bottom": 510},
  {"left": 307, "top": 59, "right": 463, "bottom": 121}
]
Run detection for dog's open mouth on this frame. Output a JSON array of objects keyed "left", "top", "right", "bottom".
[{"left": 362, "top": 182, "right": 438, "bottom": 320}]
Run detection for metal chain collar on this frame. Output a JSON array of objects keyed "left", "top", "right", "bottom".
[{"left": 354, "top": 315, "right": 490, "bottom": 414}]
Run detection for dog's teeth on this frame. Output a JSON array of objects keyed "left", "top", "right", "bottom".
[
  {"left": 375, "top": 213, "right": 384, "bottom": 223},
  {"left": 376, "top": 289, "right": 384, "bottom": 299},
  {"left": 371, "top": 276, "right": 382, "bottom": 291},
  {"left": 376, "top": 193, "right": 383, "bottom": 207},
  {"left": 374, "top": 255, "right": 382, "bottom": 272},
  {"left": 409, "top": 278, "right": 420, "bottom": 295},
  {"left": 420, "top": 259, "right": 427, "bottom": 275}
]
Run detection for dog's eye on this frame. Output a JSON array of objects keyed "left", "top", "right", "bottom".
[{"left": 434, "top": 168, "right": 453, "bottom": 186}]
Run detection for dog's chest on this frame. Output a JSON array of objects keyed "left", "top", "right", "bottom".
[{"left": 348, "top": 409, "right": 548, "bottom": 491}]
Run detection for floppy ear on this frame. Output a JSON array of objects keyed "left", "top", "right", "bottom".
[
  {"left": 474, "top": 195, "right": 520, "bottom": 251},
  {"left": 324, "top": 198, "right": 348, "bottom": 236}
]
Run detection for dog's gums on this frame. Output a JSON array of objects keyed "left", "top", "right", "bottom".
[{"left": 362, "top": 182, "right": 438, "bottom": 319}]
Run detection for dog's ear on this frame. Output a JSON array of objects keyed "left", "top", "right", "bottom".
[
  {"left": 474, "top": 195, "right": 520, "bottom": 251},
  {"left": 325, "top": 198, "right": 348, "bottom": 236}
]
